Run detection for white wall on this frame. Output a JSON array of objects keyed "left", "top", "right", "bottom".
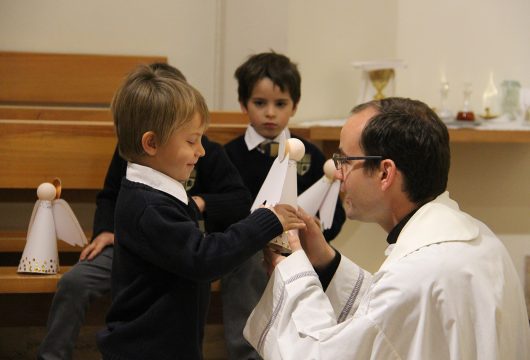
[
  {"left": 286, "top": 0, "right": 398, "bottom": 121},
  {"left": 218, "top": 0, "right": 289, "bottom": 110},
  {"left": 396, "top": 0, "right": 530, "bottom": 114},
  {"left": 1, "top": 0, "right": 529, "bottom": 281},
  {"left": 0, "top": 0, "right": 217, "bottom": 105}
]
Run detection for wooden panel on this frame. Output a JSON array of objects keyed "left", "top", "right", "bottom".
[
  {"left": 0, "top": 266, "right": 221, "bottom": 294},
  {"left": 0, "top": 120, "right": 116, "bottom": 189},
  {"left": 0, "top": 52, "right": 166, "bottom": 106},
  {"left": 448, "top": 128, "right": 530, "bottom": 143},
  {"left": 0, "top": 266, "right": 73, "bottom": 293},
  {"left": 0, "top": 105, "right": 111, "bottom": 121},
  {"left": 0, "top": 113, "right": 249, "bottom": 190},
  {"left": 0, "top": 106, "right": 247, "bottom": 124},
  {"left": 209, "top": 111, "right": 247, "bottom": 124},
  {"left": 306, "top": 125, "right": 530, "bottom": 144}
]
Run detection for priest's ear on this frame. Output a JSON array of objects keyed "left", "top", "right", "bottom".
[
  {"left": 380, "top": 159, "right": 397, "bottom": 191},
  {"left": 141, "top": 131, "right": 158, "bottom": 156}
]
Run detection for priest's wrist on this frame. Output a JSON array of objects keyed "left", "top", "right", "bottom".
[{"left": 310, "top": 243, "right": 337, "bottom": 271}]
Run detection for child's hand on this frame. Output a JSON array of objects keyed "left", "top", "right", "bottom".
[
  {"left": 271, "top": 204, "right": 306, "bottom": 232},
  {"left": 191, "top": 196, "right": 205, "bottom": 213},
  {"left": 79, "top": 231, "right": 114, "bottom": 261}
]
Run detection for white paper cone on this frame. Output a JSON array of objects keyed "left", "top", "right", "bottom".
[
  {"left": 269, "top": 159, "right": 299, "bottom": 253},
  {"left": 280, "top": 160, "right": 298, "bottom": 207},
  {"left": 251, "top": 153, "right": 290, "bottom": 212},
  {"left": 18, "top": 200, "right": 59, "bottom": 274}
]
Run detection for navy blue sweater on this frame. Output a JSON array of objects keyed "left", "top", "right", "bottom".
[
  {"left": 97, "top": 179, "right": 283, "bottom": 360},
  {"left": 92, "top": 136, "right": 252, "bottom": 238}
]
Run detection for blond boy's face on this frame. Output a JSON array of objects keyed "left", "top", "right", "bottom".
[
  {"left": 241, "top": 77, "right": 297, "bottom": 139},
  {"left": 153, "top": 113, "right": 205, "bottom": 182}
]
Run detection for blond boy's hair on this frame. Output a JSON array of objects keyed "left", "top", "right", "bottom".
[{"left": 112, "top": 64, "right": 209, "bottom": 162}]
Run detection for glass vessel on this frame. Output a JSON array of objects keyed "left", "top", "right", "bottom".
[
  {"left": 456, "top": 82, "right": 475, "bottom": 121},
  {"left": 436, "top": 81, "right": 454, "bottom": 121},
  {"left": 501, "top": 80, "right": 521, "bottom": 121}
]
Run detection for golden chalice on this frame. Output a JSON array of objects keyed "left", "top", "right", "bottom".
[{"left": 368, "top": 69, "right": 394, "bottom": 100}]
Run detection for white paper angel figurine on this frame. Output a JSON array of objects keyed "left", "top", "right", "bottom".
[
  {"left": 251, "top": 131, "right": 306, "bottom": 253},
  {"left": 297, "top": 159, "right": 340, "bottom": 230},
  {"left": 18, "top": 179, "right": 88, "bottom": 274}
]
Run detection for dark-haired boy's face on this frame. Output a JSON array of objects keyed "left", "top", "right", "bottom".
[{"left": 241, "top": 78, "right": 297, "bottom": 139}]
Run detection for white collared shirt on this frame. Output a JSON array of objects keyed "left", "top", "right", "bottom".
[
  {"left": 126, "top": 162, "right": 188, "bottom": 204},
  {"left": 244, "top": 125, "right": 291, "bottom": 151}
]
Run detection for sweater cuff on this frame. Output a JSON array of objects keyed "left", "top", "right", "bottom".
[{"left": 248, "top": 208, "right": 284, "bottom": 240}]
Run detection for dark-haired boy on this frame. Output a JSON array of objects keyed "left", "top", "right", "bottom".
[{"left": 222, "top": 51, "right": 346, "bottom": 360}]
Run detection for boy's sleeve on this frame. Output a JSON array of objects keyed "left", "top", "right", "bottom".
[
  {"left": 91, "top": 146, "right": 127, "bottom": 240},
  {"left": 136, "top": 205, "right": 282, "bottom": 281},
  {"left": 194, "top": 137, "right": 252, "bottom": 232}
]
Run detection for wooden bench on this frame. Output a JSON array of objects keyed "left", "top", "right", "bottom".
[{"left": 0, "top": 52, "right": 251, "bottom": 302}]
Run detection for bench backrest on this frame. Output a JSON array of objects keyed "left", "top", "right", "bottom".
[
  {"left": 0, "top": 51, "right": 166, "bottom": 106},
  {"left": 0, "top": 52, "right": 248, "bottom": 189}
]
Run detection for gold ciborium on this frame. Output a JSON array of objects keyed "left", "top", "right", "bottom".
[
  {"left": 352, "top": 60, "right": 405, "bottom": 105},
  {"left": 368, "top": 69, "right": 394, "bottom": 100}
]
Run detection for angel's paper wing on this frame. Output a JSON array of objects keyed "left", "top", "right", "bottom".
[
  {"left": 250, "top": 153, "right": 290, "bottom": 212},
  {"left": 319, "top": 179, "right": 340, "bottom": 230},
  {"left": 52, "top": 199, "right": 88, "bottom": 247},
  {"left": 297, "top": 176, "right": 330, "bottom": 216}
]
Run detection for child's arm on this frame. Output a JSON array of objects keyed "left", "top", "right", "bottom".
[{"left": 129, "top": 203, "right": 303, "bottom": 282}]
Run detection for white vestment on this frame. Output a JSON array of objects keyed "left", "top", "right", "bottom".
[{"left": 244, "top": 192, "right": 530, "bottom": 359}]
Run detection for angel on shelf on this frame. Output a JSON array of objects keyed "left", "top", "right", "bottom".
[
  {"left": 297, "top": 159, "right": 340, "bottom": 231},
  {"left": 251, "top": 131, "right": 306, "bottom": 253},
  {"left": 18, "top": 178, "right": 87, "bottom": 274}
]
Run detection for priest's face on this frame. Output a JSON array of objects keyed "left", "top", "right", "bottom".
[
  {"left": 240, "top": 77, "right": 297, "bottom": 139},
  {"left": 337, "top": 107, "right": 385, "bottom": 223}
]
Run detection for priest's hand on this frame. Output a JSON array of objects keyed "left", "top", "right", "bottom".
[
  {"left": 191, "top": 196, "right": 205, "bottom": 213},
  {"left": 263, "top": 246, "right": 285, "bottom": 276},
  {"left": 298, "top": 208, "right": 336, "bottom": 270},
  {"left": 263, "top": 232, "right": 301, "bottom": 276}
]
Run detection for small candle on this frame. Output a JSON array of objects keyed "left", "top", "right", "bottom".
[{"left": 482, "top": 73, "right": 498, "bottom": 116}]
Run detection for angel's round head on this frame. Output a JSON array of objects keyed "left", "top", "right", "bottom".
[
  {"left": 37, "top": 183, "right": 56, "bottom": 201},
  {"left": 285, "top": 138, "right": 305, "bottom": 161},
  {"left": 323, "top": 159, "right": 336, "bottom": 180}
]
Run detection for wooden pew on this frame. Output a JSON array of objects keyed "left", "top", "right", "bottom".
[
  {"left": 0, "top": 107, "right": 248, "bottom": 189},
  {"left": 0, "top": 52, "right": 310, "bottom": 298},
  {"left": 0, "top": 53, "right": 234, "bottom": 299}
]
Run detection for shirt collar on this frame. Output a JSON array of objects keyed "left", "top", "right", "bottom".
[
  {"left": 126, "top": 162, "right": 188, "bottom": 204},
  {"left": 386, "top": 207, "right": 419, "bottom": 245},
  {"left": 244, "top": 125, "right": 291, "bottom": 151}
]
